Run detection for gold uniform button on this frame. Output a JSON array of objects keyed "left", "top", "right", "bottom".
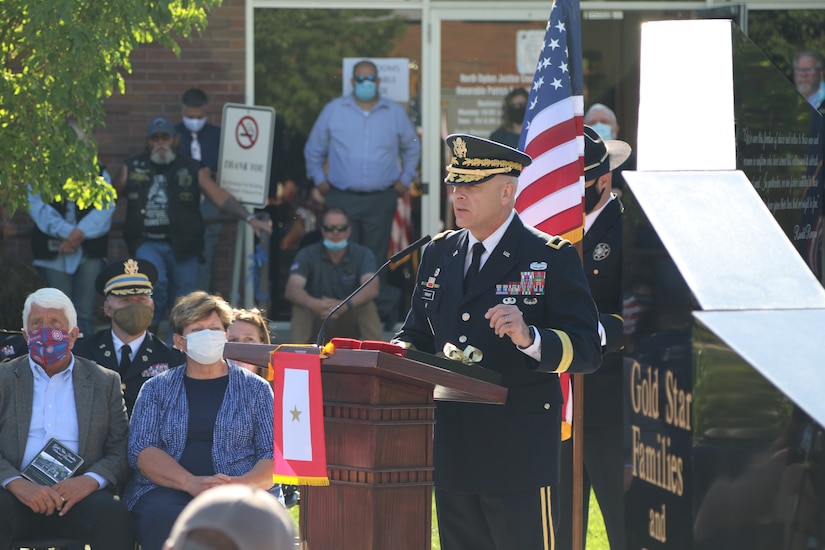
[
  {"left": 121, "top": 383, "right": 127, "bottom": 392},
  {"left": 458, "top": 335, "right": 467, "bottom": 343},
  {"left": 593, "top": 268, "right": 600, "bottom": 275},
  {"left": 544, "top": 403, "right": 551, "bottom": 410},
  {"left": 461, "top": 313, "right": 470, "bottom": 321}
]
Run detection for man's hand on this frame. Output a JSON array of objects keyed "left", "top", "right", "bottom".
[
  {"left": 6, "top": 478, "right": 64, "bottom": 516},
  {"left": 393, "top": 180, "right": 408, "bottom": 197},
  {"left": 485, "top": 304, "right": 532, "bottom": 347},
  {"left": 53, "top": 475, "right": 99, "bottom": 516},
  {"left": 249, "top": 217, "right": 273, "bottom": 238}
]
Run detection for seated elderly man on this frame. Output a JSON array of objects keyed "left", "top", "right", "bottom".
[
  {"left": 0, "top": 288, "right": 133, "bottom": 549},
  {"left": 285, "top": 207, "right": 383, "bottom": 343}
]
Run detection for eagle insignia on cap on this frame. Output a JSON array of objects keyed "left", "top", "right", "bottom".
[
  {"left": 124, "top": 259, "right": 140, "bottom": 274},
  {"left": 453, "top": 137, "right": 467, "bottom": 158}
]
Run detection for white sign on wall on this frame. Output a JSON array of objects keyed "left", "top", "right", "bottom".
[
  {"left": 218, "top": 104, "right": 276, "bottom": 207},
  {"left": 342, "top": 57, "right": 410, "bottom": 103}
]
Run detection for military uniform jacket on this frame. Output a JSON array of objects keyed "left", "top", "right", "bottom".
[
  {"left": 73, "top": 330, "right": 185, "bottom": 414},
  {"left": 582, "top": 198, "right": 624, "bottom": 426},
  {"left": 395, "top": 215, "right": 601, "bottom": 493}
]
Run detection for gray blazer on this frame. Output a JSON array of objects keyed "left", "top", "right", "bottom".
[{"left": 0, "top": 354, "right": 130, "bottom": 488}]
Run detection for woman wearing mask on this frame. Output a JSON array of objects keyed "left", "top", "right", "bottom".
[
  {"left": 124, "top": 291, "right": 277, "bottom": 550},
  {"left": 490, "top": 88, "right": 529, "bottom": 149}
]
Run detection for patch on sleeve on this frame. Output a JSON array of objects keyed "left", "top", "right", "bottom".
[{"left": 289, "top": 261, "right": 300, "bottom": 272}]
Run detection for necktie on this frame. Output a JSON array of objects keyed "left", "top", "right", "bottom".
[
  {"left": 464, "top": 242, "right": 485, "bottom": 293},
  {"left": 119, "top": 345, "right": 132, "bottom": 374},
  {"left": 190, "top": 132, "right": 201, "bottom": 161}
]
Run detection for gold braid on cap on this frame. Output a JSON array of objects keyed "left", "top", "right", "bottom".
[{"left": 445, "top": 157, "right": 524, "bottom": 183}]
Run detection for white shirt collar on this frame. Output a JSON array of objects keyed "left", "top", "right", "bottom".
[
  {"left": 585, "top": 194, "right": 615, "bottom": 234},
  {"left": 466, "top": 210, "right": 516, "bottom": 270}
]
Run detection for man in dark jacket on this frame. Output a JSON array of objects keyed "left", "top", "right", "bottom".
[
  {"left": 557, "top": 125, "right": 631, "bottom": 550},
  {"left": 73, "top": 258, "right": 185, "bottom": 415},
  {"left": 394, "top": 134, "right": 601, "bottom": 549}
]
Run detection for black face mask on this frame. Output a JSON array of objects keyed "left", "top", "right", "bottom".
[
  {"left": 584, "top": 183, "right": 605, "bottom": 214},
  {"left": 507, "top": 104, "right": 526, "bottom": 124}
]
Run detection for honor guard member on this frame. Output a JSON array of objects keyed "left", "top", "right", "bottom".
[
  {"left": 73, "top": 258, "right": 184, "bottom": 414},
  {"left": 556, "top": 126, "right": 630, "bottom": 550},
  {"left": 393, "top": 134, "right": 601, "bottom": 550}
]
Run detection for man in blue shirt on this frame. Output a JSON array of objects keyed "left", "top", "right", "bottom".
[{"left": 304, "top": 60, "right": 420, "bottom": 325}]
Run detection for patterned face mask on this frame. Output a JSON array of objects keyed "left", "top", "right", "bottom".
[{"left": 27, "top": 328, "right": 72, "bottom": 366}]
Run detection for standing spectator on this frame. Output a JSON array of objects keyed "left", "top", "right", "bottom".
[
  {"left": 28, "top": 168, "right": 114, "bottom": 337},
  {"left": 584, "top": 103, "right": 635, "bottom": 198},
  {"left": 793, "top": 50, "right": 825, "bottom": 110},
  {"left": 285, "top": 207, "right": 383, "bottom": 344},
  {"left": 489, "top": 88, "right": 528, "bottom": 149},
  {"left": 114, "top": 116, "right": 272, "bottom": 330},
  {"left": 124, "top": 291, "right": 277, "bottom": 550},
  {"left": 556, "top": 126, "right": 631, "bottom": 550},
  {"left": 304, "top": 59, "right": 420, "bottom": 325},
  {"left": 73, "top": 258, "right": 185, "bottom": 415},
  {"left": 393, "top": 134, "right": 601, "bottom": 549},
  {"left": 0, "top": 288, "right": 133, "bottom": 549},
  {"left": 175, "top": 88, "right": 223, "bottom": 293}
]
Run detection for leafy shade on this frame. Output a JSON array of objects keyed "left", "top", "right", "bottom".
[
  {"left": 0, "top": 0, "right": 221, "bottom": 214},
  {"left": 254, "top": 9, "right": 408, "bottom": 138}
]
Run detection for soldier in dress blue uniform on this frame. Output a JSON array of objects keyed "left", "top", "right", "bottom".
[
  {"left": 557, "top": 125, "right": 630, "bottom": 550},
  {"left": 393, "top": 134, "right": 602, "bottom": 550},
  {"left": 73, "top": 258, "right": 184, "bottom": 414}
]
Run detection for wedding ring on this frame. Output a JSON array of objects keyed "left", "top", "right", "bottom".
[
  {"left": 60, "top": 496, "right": 65, "bottom": 503},
  {"left": 504, "top": 315, "right": 510, "bottom": 323}
]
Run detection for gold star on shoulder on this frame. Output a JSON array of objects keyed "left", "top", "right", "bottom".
[{"left": 290, "top": 406, "right": 302, "bottom": 422}]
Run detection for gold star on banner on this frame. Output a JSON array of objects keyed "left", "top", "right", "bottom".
[{"left": 290, "top": 406, "right": 302, "bottom": 422}]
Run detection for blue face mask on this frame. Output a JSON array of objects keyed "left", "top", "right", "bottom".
[
  {"left": 354, "top": 81, "right": 377, "bottom": 102},
  {"left": 590, "top": 122, "right": 615, "bottom": 141},
  {"left": 323, "top": 239, "right": 348, "bottom": 253}
]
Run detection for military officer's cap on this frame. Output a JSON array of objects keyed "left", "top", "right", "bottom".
[
  {"left": 444, "top": 134, "right": 532, "bottom": 185},
  {"left": 95, "top": 258, "right": 158, "bottom": 296},
  {"left": 583, "top": 125, "right": 631, "bottom": 182}
]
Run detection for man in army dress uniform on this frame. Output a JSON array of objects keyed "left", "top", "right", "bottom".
[
  {"left": 73, "top": 258, "right": 184, "bottom": 414},
  {"left": 556, "top": 125, "right": 630, "bottom": 550},
  {"left": 393, "top": 134, "right": 601, "bottom": 549}
]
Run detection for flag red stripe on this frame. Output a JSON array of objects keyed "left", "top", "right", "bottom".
[
  {"left": 535, "top": 204, "right": 583, "bottom": 236},
  {"left": 515, "top": 161, "right": 582, "bottom": 212},
  {"left": 523, "top": 117, "right": 579, "bottom": 161}
]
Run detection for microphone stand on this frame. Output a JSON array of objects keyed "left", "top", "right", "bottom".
[{"left": 315, "top": 235, "right": 431, "bottom": 347}]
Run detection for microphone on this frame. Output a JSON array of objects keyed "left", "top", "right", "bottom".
[{"left": 315, "top": 235, "right": 432, "bottom": 347}]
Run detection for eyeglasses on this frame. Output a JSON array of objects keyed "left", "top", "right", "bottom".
[
  {"left": 354, "top": 75, "right": 377, "bottom": 83},
  {"left": 795, "top": 67, "right": 821, "bottom": 75},
  {"left": 322, "top": 224, "right": 349, "bottom": 233}
]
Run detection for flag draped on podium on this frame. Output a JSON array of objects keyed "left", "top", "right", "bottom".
[
  {"left": 270, "top": 345, "right": 329, "bottom": 486},
  {"left": 515, "top": 0, "right": 584, "bottom": 440}
]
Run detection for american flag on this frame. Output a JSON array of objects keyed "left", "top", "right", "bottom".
[{"left": 516, "top": 0, "right": 585, "bottom": 245}]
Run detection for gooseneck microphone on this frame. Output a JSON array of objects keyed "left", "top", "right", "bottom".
[{"left": 315, "top": 235, "right": 432, "bottom": 347}]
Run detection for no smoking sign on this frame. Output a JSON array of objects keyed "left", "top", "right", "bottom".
[{"left": 219, "top": 104, "right": 276, "bottom": 207}]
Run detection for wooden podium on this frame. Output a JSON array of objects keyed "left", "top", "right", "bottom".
[{"left": 225, "top": 343, "right": 507, "bottom": 550}]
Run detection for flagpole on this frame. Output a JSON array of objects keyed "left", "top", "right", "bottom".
[{"left": 513, "top": 0, "right": 586, "bottom": 547}]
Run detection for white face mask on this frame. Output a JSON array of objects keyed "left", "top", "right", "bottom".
[
  {"left": 185, "top": 329, "right": 226, "bottom": 364},
  {"left": 183, "top": 116, "right": 207, "bottom": 133}
]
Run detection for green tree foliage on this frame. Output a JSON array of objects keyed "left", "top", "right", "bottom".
[
  {"left": 254, "top": 9, "right": 408, "bottom": 140},
  {"left": 749, "top": 10, "right": 825, "bottom": 79},
  {"left": 0, "top": 0, "right": 221, "bottom": 214}
]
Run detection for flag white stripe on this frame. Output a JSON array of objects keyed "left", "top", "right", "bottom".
[
  {"left": 518, "top": 183, "right": 582, "bottom": 228},
  {"left": 522, "top": 96, "right": 578, "bottom": 145},
  {"left": 283, "top": 368, "right": 312, "bottom": 461},
  {"left": 517, "top": 139, "right": 580, "bottom": 194}
]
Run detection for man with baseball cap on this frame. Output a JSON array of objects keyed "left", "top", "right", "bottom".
[
  {"left": 73, "top": 258, "right": 184, "bottom": 414},
  {"left": 113, "top": 116, "right": 272, "bottom": 331},
  {"left": 556, "top": 125, "right": 631, "bottom": 550},
  {"left": 163, "top": 485, "right": 298, "bottom": 550}
]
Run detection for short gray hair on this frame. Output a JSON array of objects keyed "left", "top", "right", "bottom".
[{"left": 22, "top": 288, "right": 77, "bottom": 333}]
